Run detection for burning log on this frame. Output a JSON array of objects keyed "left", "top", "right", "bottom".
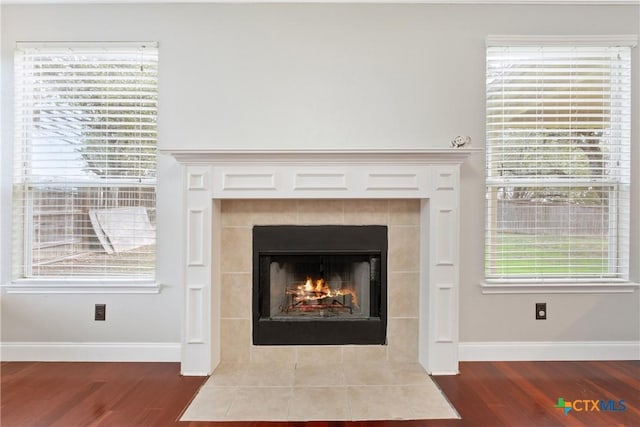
[{"left": 283, "top": 276, "right": 358, "bottom": 314}]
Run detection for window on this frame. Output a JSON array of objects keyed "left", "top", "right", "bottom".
[
  {"left": 13, "top": 42, "right": 158, "bottom": 281},
  {"left": 485, "top": 40, "right": 632, "bottom": 283}
]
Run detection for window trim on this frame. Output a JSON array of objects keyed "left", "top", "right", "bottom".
[
  {"left": 11, "top": 41, "right": 159, "bottom": 289},
  {"left": 481, "top": 281, "right": 639, "bottom": 295},
  {"left": 4, "top": 279, "right": 161, "bottom": 294},
  {"left": 486, "top": 35, "right": 638, "bottom": 48},
  {"left": 483, "top": 35, "right": 637, "bottom": 291}
]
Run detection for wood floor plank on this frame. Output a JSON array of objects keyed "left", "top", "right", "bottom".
[{"left": 1, "top": 361, "right": 638, "bottom": 426}]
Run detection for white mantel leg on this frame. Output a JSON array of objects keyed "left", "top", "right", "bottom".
[
  {"left": 419, "top": 166, "right": 460, "bottom": 375},
  {"left": 181, "top": 165, "right": 214, "bottom": 376}
]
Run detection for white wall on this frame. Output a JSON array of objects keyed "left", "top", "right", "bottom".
[{"left": 1, "top": 3, "right": 638, "bottom": 358}]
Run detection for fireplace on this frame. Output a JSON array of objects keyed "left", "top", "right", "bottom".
[
  {"left": 162, "top": 148, "right": 476, "bottom": 375},
  {"left": 253, "top": 225, "right": 387, "bottom": 345}
]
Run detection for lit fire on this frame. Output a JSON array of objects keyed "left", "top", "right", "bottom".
[
  {"left": 303, "top": 277, "right": 328, "bottom": 293},
  {"left": 292, "top": 276, "right": 359, "bottom": 307}
]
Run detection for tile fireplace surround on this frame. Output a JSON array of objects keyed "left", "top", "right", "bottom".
[{"left": 162, "top": 148, "right": 476, "bottom": 376}]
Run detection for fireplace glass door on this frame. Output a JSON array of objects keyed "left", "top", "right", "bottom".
[
  {"left": 253, "top": 225, "right": 387, "bottom": 345},
  {"left": 268, "top": 254, "right": 376, "bottom": 320}
]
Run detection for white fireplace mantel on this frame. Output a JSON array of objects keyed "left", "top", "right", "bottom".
[
  {"left": 164, "top": 148, "right": 476, "bottom": 164},
  {"left": 161, "top": 148, "right": 478, "bottom": 376}
]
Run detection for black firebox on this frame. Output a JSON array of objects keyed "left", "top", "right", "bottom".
[{"left": 253, "top": 225, "right": 387, "bottom": 345}]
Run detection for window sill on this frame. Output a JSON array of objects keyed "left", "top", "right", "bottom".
[
  {"left": 481, "top": 282, "right": 639, "bottom": 295},
  {"left": 3, "top": 279, "right": 162, "bottom": 294}
]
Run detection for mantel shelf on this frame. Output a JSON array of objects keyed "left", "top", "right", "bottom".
[{"left": 160, "top": 148, "right": 480, "bottom": 165}]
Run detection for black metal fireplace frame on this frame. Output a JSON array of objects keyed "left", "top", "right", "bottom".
[{"left": 252, "top": 225, "right": 387, "bottom": 346}]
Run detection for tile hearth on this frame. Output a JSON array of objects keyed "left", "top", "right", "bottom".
[{"left": 180, "top": 362, "right": 459, "bottom": 422}]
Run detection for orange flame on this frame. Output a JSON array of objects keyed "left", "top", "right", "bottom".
[{"left": 294, "top": 276, "right": 358, "bottom": 307}]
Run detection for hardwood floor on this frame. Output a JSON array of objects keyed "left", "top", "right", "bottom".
[{"left": 1, "top": 361, "right": 638, "bottom": 426}]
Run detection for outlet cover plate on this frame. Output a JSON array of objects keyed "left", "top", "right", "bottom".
[
  {"left": 95, "top": 304, "right": 106, "bottom": 321},
  {"left": 535, "top": 302, "right": 547, "bottom": 320}
]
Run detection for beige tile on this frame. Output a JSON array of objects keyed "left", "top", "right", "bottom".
[
  {"left": 390, "top": 362, "right": 433, "bottom": 385},
  {"left": 288, "top": 386, "right": 350, "bottom": 421},
  {"left": 348, "top": 385, "right": 413, "bottom": 420},
  {"left": 388, "top": 272, "right": 419, "bottom": 318},
  {"left": 206, "top": 362, "right": 247, "bottom": 386},
  {"left": 206, "top": 362, "right": 302, "bottom": 387},
  {"left": 251, "top": 199, "right": 298, "bottom": 225},
  {"left": 388, "top": 225, "right": 420, "bottom": 272},
  {"left": 404, "top": 384, "right": 460, "bottom": 419},
  {"left": 251, "top": 346, "right": 297, "bottom": 364},
  {"left": 221, "top": 273, "right": 252, "bottom": 319},
  {"left": 226, "top": 387, "right": 292, "bottom": 421},
  {"left": 296, "top": 346, "right": 343, "bottom": 365},
  {"left": 180, "top": 386, "right": 237, "bottom": 421},
  {"left": 342, "top": 345, "right": 388, "bottom": 363},
  {"left": 388, "top": 318, "right": 419, "bottom": 363},
  {"left": 411, "top": 404, "right": 460, "bottom": 420},
  {"left": 343, "top": 199, "right": 389, "bottom": 225},
  {"left": 294, "top": 364, "right": 345, "bottom": 386},
  {"left": 296, "top": 199, "right": 344, "bottom": 224},
  {"left": 182, "top": 363, "right": 458, "bottom": 421},
  {"left": 241, "top": 363, "right": 296, "bottom": 386},
  {"left": 402, "top": 381, "right": 447, "bottom": 402},
  {"left": 389, "top": 199, "right": 420, "bottom": 225},
  {"left": 342, "top": 361, "right": 397, "bottom": 385},
  {"left": 220, "top": 227, "right": 252, "bottom": 273},
  {"left": 221, "top": 199, "right": 254, "bottom": 227},
  {"left": 220, "top": 319, "right": 250, "bottom": 362}
]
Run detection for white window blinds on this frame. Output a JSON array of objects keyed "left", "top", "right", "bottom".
[
  {"left": 13, "top": 43, "right": 158, "bottom": 279},
  {"left": 485, "top": 43, "right": 631, "bottom": 283}
]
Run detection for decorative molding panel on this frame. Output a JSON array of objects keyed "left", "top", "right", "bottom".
[
  {"left": 435, "top": 284, "right": 454, "bottom": 343},
  {"left": 188, "top": 172, "right": 207, "bottom": 191},
  {"left": 366, "top": 173, "right": 419, "bottom": 190},
  {"left": 294, "top": 172, "right": 347, "bottom": 190},
  {"left": 187, "top": 210, "right": 205, "bottom": 266},
  {"left": 435, "top": 168, "right": 456, "bottom": 191},
  {"left": 186, "top": 286, "right": 205, "bottom": 343},
  {"left": 222, "top": 172, "right": 276, "bottom": 191},
  {"left": 436, "top": 208, "right": 455, "bottom": 266}
]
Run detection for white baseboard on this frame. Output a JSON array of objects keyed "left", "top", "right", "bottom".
[
  {"left": 459, "top": 341, "right": 640, "bottom": 361},
  {"left": 0, "top": 342, "right": 181, "bottom": 362},
  {"left": 4, "top": 341, "right": 637, "bottom": 363}
]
